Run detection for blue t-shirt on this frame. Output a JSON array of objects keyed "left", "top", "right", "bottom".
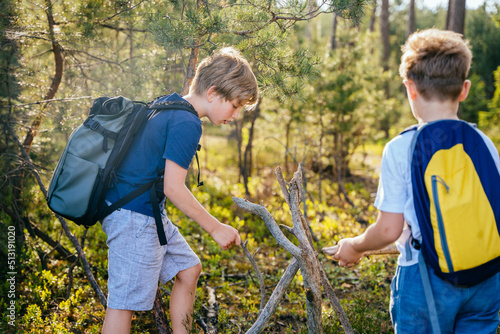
[{"left": 105, "top": 93, "right": 202, "bottom": 217}]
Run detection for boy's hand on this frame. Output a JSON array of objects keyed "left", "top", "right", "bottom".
[
  {"left": 210, "top": 223, "right": 241, "bottom": 250},
  {"left": 324, "top": 238, "right": 364, "bottom": 268}
]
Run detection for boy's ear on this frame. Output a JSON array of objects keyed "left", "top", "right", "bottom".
[
  {"left": 403, "top": 80, "right": 418, "bottom": 101},
  {"left": 206, "top": 86, "right": 217, "bottom": 103},
  {"left": 458, "top": 80, "right": 471, "bottom": 102}
]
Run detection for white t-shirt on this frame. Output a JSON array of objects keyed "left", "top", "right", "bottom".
[{"left": 373, "top": 126, "right": 500, "bottom": 266}]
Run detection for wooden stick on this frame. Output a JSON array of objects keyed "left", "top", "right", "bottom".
[
  {"left": 241, "top": 241, "right": 266, "bottom": 314},
  {"left": 322, "top": 244, "right": 400, "bottom": 257}
]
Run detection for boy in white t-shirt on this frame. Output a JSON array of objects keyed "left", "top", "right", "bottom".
[{"left": 325, "top": 29, "right": 500, "bottom": 333}]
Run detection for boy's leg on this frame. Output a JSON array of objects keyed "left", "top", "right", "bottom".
[
  {"left": 390, "top": 264, "right": 435, "bottom": 333},
  {"left": 454, "top": 272, "right": 500, "bottom": 334},
  {"left": 158, "top": 216, "right": 202, "bottom": 333},
  {"left": 102, "top": 308, "right": 133, "bottom": 334},
  {"left": 170, "top": 263, "right": 202, "bottom": 333},
  {"left": 390, "top": 264, "right": 462, "bottom": 333}
]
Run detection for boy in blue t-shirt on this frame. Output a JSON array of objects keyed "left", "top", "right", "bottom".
[
  {"left": 325, "top": 29, "right": 500, "bottom": 332},
  {"left": 101, "top": 47, "right": 259, "bottom": 334}
]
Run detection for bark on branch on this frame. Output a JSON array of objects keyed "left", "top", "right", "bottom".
[{"left": 232, "top": 198, "right": 301, "bottom": 259}]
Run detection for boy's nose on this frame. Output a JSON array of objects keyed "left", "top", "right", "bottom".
[{"left": 232, "top": 109, "right": 240, "bottom": 119}]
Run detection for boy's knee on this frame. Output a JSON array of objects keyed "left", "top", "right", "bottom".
[{"left": 177, "top": 263, "right": 202, "bottom": 283}]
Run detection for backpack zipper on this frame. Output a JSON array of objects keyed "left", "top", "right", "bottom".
[{"left": 431, "top": 175, "right": 454, "bottom": 273}]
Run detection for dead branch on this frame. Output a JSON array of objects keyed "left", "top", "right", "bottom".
[
  {"left": 5, "top": 123, "right": 107, "bottom": 308},
  {"left": 98, "top": 23, "right": 148, "bottom": 33},
  {"left": 1, "top": 204, "right": 78, "bottom": 262},
  {"left": 234, "top": 166, "right": 354, "bottom": 334},
  {"left": 65, "top": 260, "right": 79, "bottom": 299},
  {"left": 206, "top": 286, "right": 218, "bottom": 334},
  {"left": 285, "top": 169, "right": 323, "bottom": 333},
  {"left": 241, "top": 241, "right": 266, "bottom": 314},
  {"left": 232, "top": 198, "right": 300, "bottom": 259},
  {"left": 319, "top": 267, "right": 353, "bottom": 330},
  {"left": 0, "top": 96, "right": 93, "bottom": 109},
  {"left": 245, "top": 258, "right": 300, "bottom": 334}
]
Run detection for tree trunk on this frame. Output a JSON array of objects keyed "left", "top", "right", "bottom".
[
  {"left": 318, "top": 113, "right": 324, "bottom": 203},
  {"left": 236, "top": 116, "right": 244, "bottom": 183},
  {"left": 157, "top": 42, "right": 202, "bottom": 333},
  {"left": 285, "top": 117, "right": 292, "bottom": 175},
  {"left": 243, "top": 99, "right": 261, "bottom": 196},
  {"left": 369, "top": 1, "right": 377, "bottom": 33},
  {"left": 305, "top": 0, "right": 316, "bottom": 41},
  {"left": 446, "top": 0, "right": 453, "bottom": 30},
  {"left": 407, "top": 0, "right": 416, "bottom": 38},
  {"left": 446, "top": 0, "right": 466, "bottom": 35},
  {"left": 23, "top": 0, "right": 64, "bottom": 153},
  {"left": 380, "top": 0, "right": 390, "bottom": 72},
  {"left": 182, "top": 44, "right": 200, "bottom": 95},
  {"left": 331, "top": 13, "right": 338, "bottom": 50}
]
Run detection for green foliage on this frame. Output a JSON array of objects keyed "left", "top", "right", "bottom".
[
  {"left": 301, "top": 29, "right": 403, "bottom": 177},
  {"left": 148, "top": 0, "right": 367, "bottom": 101},
  {"left": 0, "top": 0, "right": 20, "bottom": 100},
  {"left": 479, "top": 65, "right": 500, "bottom": 147},
  {"left": 466, "top": 3, "right": 500, "bottom": 98},
  {"left": 460, "top": 73, "right": 488, "bottom": 124}
]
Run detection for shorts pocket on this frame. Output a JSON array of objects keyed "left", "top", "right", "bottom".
[{"left": 135, "top": 215, "right": 153, "bottom": 238}]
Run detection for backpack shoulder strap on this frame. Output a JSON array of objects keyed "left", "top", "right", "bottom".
[
  {"left": 147, "top": 100, "right": 204, "bottom": 187},
  {"left": 148, "top": 100, "right": 199, "bottom": 118},
  {"left": 400, "top": 124, "right": 419, "bottom": 135},
  {"left": 418, "top": 252, "right": 442, "bottom": 334}
]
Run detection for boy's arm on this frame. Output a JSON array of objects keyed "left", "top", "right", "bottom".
[
  {"left": 163, "top": 159, "right": 241, "bottom": 250},
  {"left": 331, "top": 211, "right": 404, "bottom": 267}
]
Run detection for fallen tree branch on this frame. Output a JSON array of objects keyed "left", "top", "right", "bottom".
[
  {"left": 284, "top": 169, "right": 324, "bottom": 333},
  {"left": 5, "top": 123, "right": 107, "bottom": 307},
  {"left": 1, "top": 204, "right": 78, "bottom": 262},
  {"left": 245, "top": 258, "right": 300, "bottom": 334},
  {"left": 241, "top": 241, "right": 266, "bottom": 314},
  {"left": 232, "top": 198, "right": 301, "bottom": 259},
  {"left": 319, "top": 267, "right": 354, "bottom": 333},
  {"left": 206, "top": 286, "right": 218, "bottom": 334},
  {"left": 0, "top": 96, "right": 93, "bottom": 108}
]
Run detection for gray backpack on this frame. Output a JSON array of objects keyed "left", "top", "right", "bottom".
[{"left": 47, "top": 96, "right": 200, "bottom": 245}]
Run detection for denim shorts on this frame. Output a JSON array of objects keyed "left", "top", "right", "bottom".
[
  {"left": 390, "top": 263, "right": 500, "bottom": 333},
  {"left": 102, "top": 208, "right": 201, "bottom": 311}
]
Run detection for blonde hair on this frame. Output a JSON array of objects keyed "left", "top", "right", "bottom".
[
  {"left": 399, "top": 29, "right": 472, "bottom": 101},
  {"left": 190, "top": 47, "right": 259, "bottom": 108}
]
